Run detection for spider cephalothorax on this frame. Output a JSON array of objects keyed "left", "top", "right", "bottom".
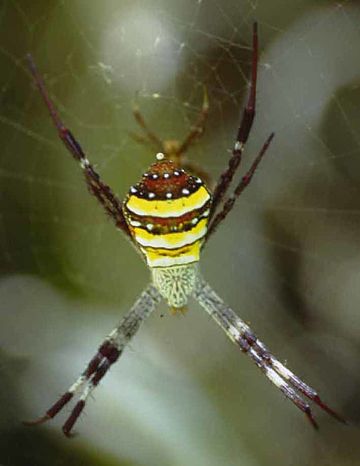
[{"left": 25, "top": 23, "right": 345, "bottom": 437}]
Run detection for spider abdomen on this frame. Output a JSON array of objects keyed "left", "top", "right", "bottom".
[{"left": 123, "top": 157, "right": 211, "bottom": 268}]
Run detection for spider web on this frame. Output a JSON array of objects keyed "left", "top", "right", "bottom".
[{"left": 0, "top": 1, "right": 359, "bottom": 465}]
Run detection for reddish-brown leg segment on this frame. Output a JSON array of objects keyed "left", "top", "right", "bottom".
[
  {"left": 207, "top": 22, "right": 274, "bottom": 240},
  {"left": 193, "top": 277, "right": 346, "bottom": 428},
  {"left": 27, "top": 54, "right": 130, "bottom": 236},
  {"left": 24, "top": 285, "right": 161, "bottom": 436}
]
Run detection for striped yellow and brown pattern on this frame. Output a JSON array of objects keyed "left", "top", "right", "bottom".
[{"left": 123, "top": 158, "right": 211, "bottom": 267}]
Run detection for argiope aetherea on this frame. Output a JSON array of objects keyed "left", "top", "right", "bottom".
[{"left": 24, "top": 23, "right": 344, "bottom": 437}]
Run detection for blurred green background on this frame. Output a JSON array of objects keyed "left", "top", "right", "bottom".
[{"left": 1, "top": 0, "right": 359, "bottom": 465}]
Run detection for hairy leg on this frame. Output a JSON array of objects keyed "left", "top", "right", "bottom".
[
  {"left": 193, "top": 276, "right": 345, "bottom": 427},
  {"left": 206, "top": 132, "right": 274, "bottom": 239},
  {"left": 209, "top": 22, "right": 259, "bottom": 220},
  {"left": 27, "top": 54, "right": 130, "bottom": 236},
  {"left": 24, "top": 285, "right": 162, "bottom": 436}
]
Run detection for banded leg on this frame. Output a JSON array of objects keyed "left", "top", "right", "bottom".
[
  {"left": 206, "top": 132, "right": 274, "bottom": 239},
  {"left": 26, "top": 54, "right": 130, "bottom": 236},
  {"left": 209, "top": 22, "right": 259, "bottom": 220},
  {"left": 193, "top": 276, "right": 345, "bottom": 428},
  {"left": 24, "top": 285, "right": 162, "bottom": 437}
]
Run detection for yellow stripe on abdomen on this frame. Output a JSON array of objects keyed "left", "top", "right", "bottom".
[
  {"left": 141, "top": 241, "right": 202, "bottom": 267},
  {"left": 133, "top": 218, "right": 207, "bottom": 249},
  {"left": 126, "top": 186, "right": 210, "bottom": 217},
  {"left": 123, "top": 159, "right": 212, "bottom": 268}
]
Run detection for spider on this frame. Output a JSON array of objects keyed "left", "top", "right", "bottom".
[{"left": 24, "top": 23, "right": 344, "bottom": 437}]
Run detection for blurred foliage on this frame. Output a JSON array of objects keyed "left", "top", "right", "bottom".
[{"left": 1, "top": 1, "right": 360, "bottom": 465}]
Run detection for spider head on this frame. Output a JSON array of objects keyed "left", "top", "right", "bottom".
[{"left": 122, "top": 153, "right": 211, "bottom": 270}]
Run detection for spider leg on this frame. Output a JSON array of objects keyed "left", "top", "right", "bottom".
[
  {"left": 209, "top": 22, "right": 259, "bottom": 220},
  {"left": 131, "top": 97, "right": 164, "bottom": 151},
  {"left": 177, "top": 86, "right": 210, "bottom": 156},
  {"left": 131, "top": 86, "right": 209, "bottom": 162},
  {"left": 193, "top": 276, "right": 346, "bottom": 427},
  {"left": 267, "top": 353, "right": 345, "bottom": 422},
  {"left": 128, "top": 131, "right": 158, "bottom": 150},
  {"left": 26, "top": 54, "right": 130, "bottom": 236},
  {"left": 206, "top": 132, "right": 274, "bottom": 239},
  {"left": 24, "top": 285, "right": 162, "bottom": 437}
]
